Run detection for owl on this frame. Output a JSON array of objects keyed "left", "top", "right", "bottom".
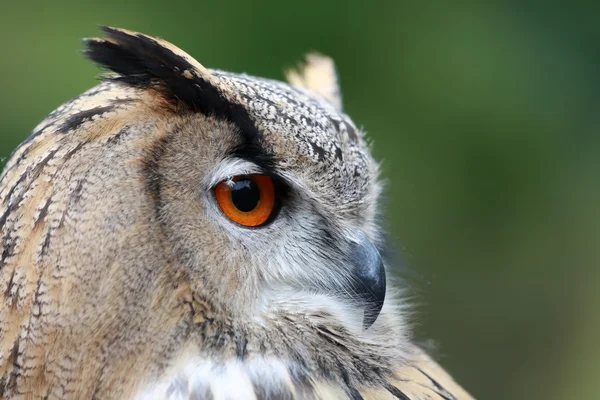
[{"left": 0, "top": 27, "right": 474, "bottom": 399}]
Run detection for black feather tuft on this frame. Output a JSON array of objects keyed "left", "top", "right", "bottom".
[
  {"left": 84, "top": 27, "right": 277, "bottom": 170},
  {"left": 84, "top": 26, "right": 217, "bottom": 111}
]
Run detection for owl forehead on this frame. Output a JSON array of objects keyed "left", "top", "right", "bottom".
[
  {"left": 80, "top": 27, "right": 373, "bottom": 204},
  {"left": 212, "top": 71, "right": 372, "bottom": 202}
]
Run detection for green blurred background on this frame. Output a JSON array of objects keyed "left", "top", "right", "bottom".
[{"left": 1, "top": 2, "right": 598, "bottom": 399}]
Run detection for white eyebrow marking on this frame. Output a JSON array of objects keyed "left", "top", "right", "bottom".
[{"left": 205, "top": 158, "right": 263, "bottom": 189}]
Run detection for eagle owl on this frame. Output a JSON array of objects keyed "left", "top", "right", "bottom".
[{"left": 0, "top": 27, "right": 474, "bottom": 399}]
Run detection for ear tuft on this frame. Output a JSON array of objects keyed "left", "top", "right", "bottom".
[
  {"left": 83, "top": 26, "right": 226, "bottom": 112},
  {"left": 286, "top": 53, "right": 342, "bottom": 111}
]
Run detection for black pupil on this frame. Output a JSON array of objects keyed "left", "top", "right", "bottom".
[{"left": 231, "top": 179, "right": 261, "bottom": 212}]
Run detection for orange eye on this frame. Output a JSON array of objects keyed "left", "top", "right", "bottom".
[{"left": 214, "top": 174, "right": 276, "bottom": 227}]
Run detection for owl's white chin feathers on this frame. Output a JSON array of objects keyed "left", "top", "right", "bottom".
[{"left": 136, "top": 357, "right": 292, "bottom": 400}]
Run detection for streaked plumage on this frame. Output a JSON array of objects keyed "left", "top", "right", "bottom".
[{"left": 0, "top": 27, "right": 474, "bottom": 399}]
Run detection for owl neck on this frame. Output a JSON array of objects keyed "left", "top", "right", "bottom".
[{"left": 166, "top": 283, "right": 404, "bottom": 388}]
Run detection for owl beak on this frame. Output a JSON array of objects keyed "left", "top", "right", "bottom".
[{"left": 350, "top": 230, "right": 386, "bottom": 330}]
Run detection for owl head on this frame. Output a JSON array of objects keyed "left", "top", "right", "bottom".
[
  {"left": 0, "top": 27, "right": 410, "bottom": 397},
  {"left": 81, "top": 26, "right": 390, "bottom": 325}
]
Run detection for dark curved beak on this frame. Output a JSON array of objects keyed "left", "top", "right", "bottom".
[{"left": 349, "top": 230, "right": 386, "bottom": 329}]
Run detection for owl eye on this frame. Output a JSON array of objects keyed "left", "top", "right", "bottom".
[{"left": 214, "top": 174, "right": 276, "bottom": 227}]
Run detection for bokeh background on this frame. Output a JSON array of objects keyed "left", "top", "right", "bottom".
[{"left": 1, "top": 2, "right": 598, "bottom": 399}]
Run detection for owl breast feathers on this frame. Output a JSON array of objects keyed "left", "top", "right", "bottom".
[{"left": 0, "top": 27, "right": 474, "bottom": 399}]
